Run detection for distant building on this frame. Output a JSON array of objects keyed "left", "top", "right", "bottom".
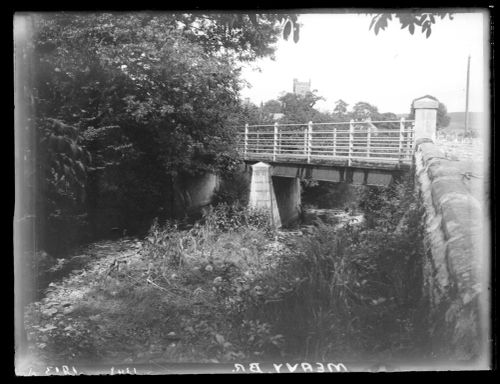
[{"left": 293, "top": 78, "right": 311, "bottom": 96}]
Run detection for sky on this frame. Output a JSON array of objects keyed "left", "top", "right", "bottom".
[{"left": 239, "top": 11, "right": 489, "bottom": 114}]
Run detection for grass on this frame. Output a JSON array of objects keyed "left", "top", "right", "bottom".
[{"left": 24, "top": 182, "right": 429, "bottom": 367}]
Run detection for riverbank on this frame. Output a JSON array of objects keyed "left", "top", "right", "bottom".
[{"left": 23, "top": 179, "right": 429, "bottom": 369}]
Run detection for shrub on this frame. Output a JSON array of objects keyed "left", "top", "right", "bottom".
[
  {"left": 234, "top": 173, "right": 426, "bottom": 360},
  {"left": 211, "top": 172, "right": 250, "bottom": 206},
  {"left": 201, "top": 203, "right": 274, "bottom": 236}
]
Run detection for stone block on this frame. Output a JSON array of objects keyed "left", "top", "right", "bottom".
[
  {"left": 430, "top": 179, "right": 470, "bottom": 209},
  {"left": 413, "top": 97, "right": 439, "bottom": 109},
  {"left": 440, "top": 199, "right": 482, "bottom": 237},
  {"left": 415, "top": 137, "right": 434, "bottom": 150},
  {"left": 426, "top": 162, "right": 462, "bottom": 181},
  {"left": 419, "top": 143, "right": 445, "bottom": 162}
]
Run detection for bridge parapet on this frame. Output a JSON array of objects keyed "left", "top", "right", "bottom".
[{"left": 415, "top": 141, "right": 487, "bottom": 360}]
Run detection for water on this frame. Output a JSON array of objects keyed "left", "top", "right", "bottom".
[
  {"left": 303, "top": 208, "right": 364, "bottom": 227},
  {"left": 278, "top": 208, "right": 364, "bottom": 239}
]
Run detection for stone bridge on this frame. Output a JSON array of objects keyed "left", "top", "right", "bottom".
[
  {"left": 237, "top": 96, "right": 489, "bottom": 361},
  {"left": 238, "top": 97, "right": 434, "bottom": 227}
]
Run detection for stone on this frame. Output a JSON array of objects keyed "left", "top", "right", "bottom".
[
  {"left": 249, "top": 162, "right": 281, "bottom": 228},
  {"left": 426, "top": 162, "right": 462, "bottom": 181},
  {"left": 430, "top": 179, "right": 470, "bottom": 208},
  {"left": 413, "top": 97, "right": 439, "bottom": 109},
  {"left": 419, "top": 143, "right": 446, "bottom": 162}
]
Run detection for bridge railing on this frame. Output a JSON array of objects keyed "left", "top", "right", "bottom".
[{"left": 237, "top": 118, "right": 415, "bottom": 166}]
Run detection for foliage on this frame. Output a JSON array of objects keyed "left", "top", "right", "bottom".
[
  {"left": 278, "top": 91, "right": 328, "bottom": 124},
  {"left": 245, "top": 93, "right": 401, "bottom": 128},
  {"left": 369, "top": 12, "right": 454, "bottom": 38},
  {"left": 31, "top": 12, "right": 294, "bottom": 251},
  {"left": 24, "top": 204, "right": 282, "bottom": 364},
  {"left": 201, "top": 203, "right": 273, "bottom": 235},
  {"left": 172, "top": 13, "right": 300, "bottom": 61},
  {"left": 261, "top": 99, "right": 282, "bottom": 115},
  {"left": 35, "top": 118, "right": 91, "bottom": 254},
  {"left": 238, "top": 174, "right": 427, "bottom": 360},
  {"left": 211, "top": 171, "right": 250, "bottom": 206},
  {"left": 25, "top": 176, "right": 427, "bottom": 363},
  {"left": 226, "top": 100, "right": 270, "bottom": 126},
  {"left": 351, "top": 101, "right": 380, "bottom": 120},
  {"left": 333, "top": 99, "right": 349, "bottom": 117}
]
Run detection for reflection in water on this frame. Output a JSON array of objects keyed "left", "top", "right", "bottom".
[{"left": 279, "top": 208, "right": 364, "bottom": 238}]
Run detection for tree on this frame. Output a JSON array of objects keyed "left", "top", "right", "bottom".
[
  {"left": 369, "top": 12, "right": 454, "bottom": 38},
  {"left": 31, "top": 12, "right": 294, "bottom": 250},
  {"left": 227, "top": 100, "right": 266, "bottom": 126},
  {"left": 351, "top": 101, "right": 380, "bottom": 120},
  {"left": 333, "top": 99, "right": 349, "bottom": 117},
  {"left": 408, "top": 95, "right": 450, "bottom": 129},
  {"left": 172, "top": 13, "right": 301, "bottom": 60},
  {"left": 278, "top": 91, "right": 327, "bottom": 123},
  {"left": 261, "top": 99, "right": 282, "bottom": 115}
]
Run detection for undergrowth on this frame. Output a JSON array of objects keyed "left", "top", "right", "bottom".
[{"left": 25, "top": 176, "right": 427, "bottom": 365}]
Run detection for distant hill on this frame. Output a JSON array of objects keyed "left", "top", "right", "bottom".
[{"left": 443, "top": 112, "right": 486, "bottom": 136}]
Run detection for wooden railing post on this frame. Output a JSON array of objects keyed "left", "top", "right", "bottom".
[
  {"left": 273, "top": 122, "right": 278, "bottom": 162},
  {"left": 307, "top": 121, "right": 313, "bottom": 163},
  {"left": 279, "top": 131, "right": 282, "bottom": 155},
  {"left": 303, "top": 127, "right": 307, "bottom": 157},
  {"left": 348, "top": 120, "right": 354, "bottom": 166},
  {"left": 366, "top": 123, "right": 371, "bottom": 158},
  {"left": 399, "top": 117, "right": 405, "bottom": 162},
  {"left": 333, "top": 126, "right": 337, "bottom": 157},
  {"left": 244, "top": 123, "right": 249, "bottom": 159}
]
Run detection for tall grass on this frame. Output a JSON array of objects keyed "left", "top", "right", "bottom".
[
  {"left": 25, "top": 178, "right": 427, "bottom": 364},
  {"left": 241, "top": 174, "right": 427, "bottom": 360}
]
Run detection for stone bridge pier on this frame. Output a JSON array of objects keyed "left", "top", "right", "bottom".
[{"left": 248, "top": 162, "right": 301, "bottom": 228}]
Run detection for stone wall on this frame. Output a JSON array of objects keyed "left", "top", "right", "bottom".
[
  {"left": 414, "top": 139, "right": 488, "bottom": 361},
  {"left": 176, "top": 173, "right": 219, "bottom": 215}
]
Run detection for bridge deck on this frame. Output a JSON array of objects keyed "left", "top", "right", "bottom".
[{"left": 238, "top": 119, "right": 415, "bottom": 169}]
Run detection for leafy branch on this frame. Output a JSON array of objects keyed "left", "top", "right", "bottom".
[{"left": 369, "top": 12, "right": 454, "bottom": 38}]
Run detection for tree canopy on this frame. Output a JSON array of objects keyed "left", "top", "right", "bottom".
[
  {"left": 31, "top": 12, "right": 296, "bottom": 253},
  {"left": 277, "top": 92, "right": 329, "bottom": 123},
  {"left": 369, "top": 12, "right": 454, "bottom": 38}
]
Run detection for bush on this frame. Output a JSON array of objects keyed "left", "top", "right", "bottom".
[
  {"left": 201, "top": 203, "right": 274, "bottom": 236},
  {"left": 234, "top": 174, "right": 426, "bottom": 360},
  {"left": 24, "top": 181, "right": 427, "bottom": 364},
  {"left": 211, "top": 172, "right": 250, "bottom": 206}
]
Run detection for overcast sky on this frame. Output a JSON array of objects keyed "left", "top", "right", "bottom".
[{"left": 240, "top": 11, "right": 489, "bottom": 114}]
